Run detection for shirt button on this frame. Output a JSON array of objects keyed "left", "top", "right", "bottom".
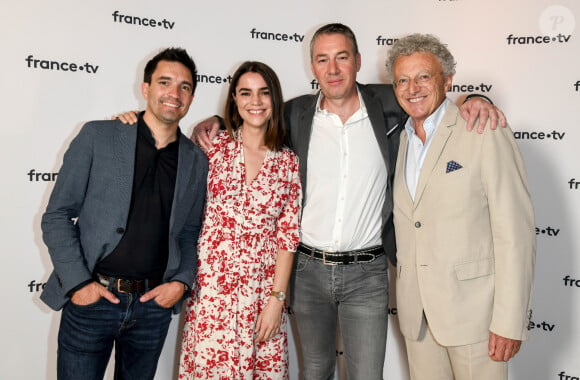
[
  {"left": 116, "top": 227, "right": 125, "bottom": 234},
  {"left": 414, "top": 222, "right": 421, "bottom": 228}
]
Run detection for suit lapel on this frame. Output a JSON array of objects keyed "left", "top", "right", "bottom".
[
  {"left": 395, "top": 131, "right": 414, "bottom": 212},
  {"left": 413, "top": 104, "right": 459, "bottom": 207},
  {"left": 361, "top": 87, "right": 391, "bottom": 169},
  {"left": 292, "top": 95, "right": 316, "bottom": 193},
  {"left": 112, "top": 122, "right": 138, "bottom": 208},
  {"left": 170, "top": 136, "right": 195, "bottom": 230},
  {"left": 294, "top": 103, "right": 315, "bottom": 161}
]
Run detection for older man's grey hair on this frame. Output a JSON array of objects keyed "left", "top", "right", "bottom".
[{"left": 385, "top": 34, "right": 456, "bottom": 81}]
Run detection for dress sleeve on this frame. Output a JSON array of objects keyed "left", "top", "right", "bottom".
[
  {"left": 276, "top": 151, "right": 302, "bottom": 252},
  {"left": 205, "top": 130, "right": 227, "bottom": 160}
]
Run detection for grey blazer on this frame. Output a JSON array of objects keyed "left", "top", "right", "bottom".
[
  {"left": 40, "top": 119, "right": 208, "bottom": 313},
  {"left": 283, "top": 83, "right": 405, "bottom": 264}
]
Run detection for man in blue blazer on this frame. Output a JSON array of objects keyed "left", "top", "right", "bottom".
[{"left": 41, "top": 48, "right": 208, "bottom": 380}]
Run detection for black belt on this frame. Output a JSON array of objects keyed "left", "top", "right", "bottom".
[
  {"left": 297, "top": 243, "right": 384, "bottom": 265},
  {"left": 95, "top": 273, "right": 161, "bottom": 293}
]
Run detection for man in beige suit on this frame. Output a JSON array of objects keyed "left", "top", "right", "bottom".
[{"left": 387, "top": 34, "right": 536, "bottom": 379}]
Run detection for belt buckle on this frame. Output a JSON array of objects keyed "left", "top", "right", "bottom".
[
  {"left": 116, "top": 278, "right": 130, "bottom": 293},
  {"left": 362, "top": 253, "right": 375, "bottom": 263},
  {"left": 322, "top": 250, "right": 338, "bottom": 266}
]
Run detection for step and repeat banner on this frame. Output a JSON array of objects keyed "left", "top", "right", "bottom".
[{"left": 1, "top": 0, "right": 578, "bottom": 379}]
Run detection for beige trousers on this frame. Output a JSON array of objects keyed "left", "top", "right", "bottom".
[{"left": 405, "top": 316, "right": 507, "bottom": 380}]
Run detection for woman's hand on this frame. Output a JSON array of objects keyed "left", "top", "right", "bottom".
[{"left": 254, "top": 297, "right": 284, "bottom": 342}]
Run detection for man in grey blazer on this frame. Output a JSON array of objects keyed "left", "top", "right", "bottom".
[
  {"left": 41, "top": 48, "right": 208, "bottom": 380},
  {"left": 192, "top": 24, "right": 505, "bottom": 380}
]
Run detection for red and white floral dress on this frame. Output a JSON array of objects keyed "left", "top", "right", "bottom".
[{"left": 179, "top": 131, "right": 301, "bottom": 380}]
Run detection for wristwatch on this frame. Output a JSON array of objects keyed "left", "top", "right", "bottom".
[{"left": 270, "top": 290, "right": 286, "bottom": 302}]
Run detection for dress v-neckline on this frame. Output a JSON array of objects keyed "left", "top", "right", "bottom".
[{"left": 238, "top": 132, "right": 270, "bottom": 187}]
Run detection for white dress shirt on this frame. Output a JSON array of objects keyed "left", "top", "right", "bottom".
[
  {"left": 300, "top": 88, "right": 388, "bottom": 251},
  {"left": 404, "top": 98, "right": 450, "bottom": 200}
]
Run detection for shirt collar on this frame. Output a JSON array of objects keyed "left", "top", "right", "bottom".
[
  {"left": 315, "top": 85, "right": 368, "bottom": 121},
  {"left": 138, "top": 112, "right": 181, "bottom": 149},
  {"left": 404, "top": 98, "right": 450, "bottom": 140}
]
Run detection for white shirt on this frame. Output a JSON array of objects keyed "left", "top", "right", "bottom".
[
  {"left": 300, "top": 88, "right": 388, "bottom": 251},
  {"left": 404, "top": 98, "right": 450, "bottom": 200}
]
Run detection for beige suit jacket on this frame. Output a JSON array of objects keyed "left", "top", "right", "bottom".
[{"left": 393, "top": 101, "right": 536, "bottom": 347}]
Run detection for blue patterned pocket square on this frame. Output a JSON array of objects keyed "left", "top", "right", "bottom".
[{"left": 446, "top": 160, "right": 463, "bottom": 173}]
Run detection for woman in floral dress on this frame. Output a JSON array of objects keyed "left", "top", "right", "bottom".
[{"left": 179, "top": 61, "right": 301, "bottom": 380}]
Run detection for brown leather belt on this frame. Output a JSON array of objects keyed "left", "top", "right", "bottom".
[
  {"left": 95, "top": 273, "right": 161, "bottom": 293},
  {"left": 297, "top": 243, "right": 384, "bottom": 265}
]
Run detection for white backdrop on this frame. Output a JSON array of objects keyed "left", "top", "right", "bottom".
[{"left": 1, "top": 0, "right": 578, "bottom": 379}]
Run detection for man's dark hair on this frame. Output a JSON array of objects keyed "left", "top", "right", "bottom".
[
  {"left": 310, "top": 23, "right": 359, "bottom": 60},
  {"left": 143, "top": 47, "right": 198, "bottom": 94}
]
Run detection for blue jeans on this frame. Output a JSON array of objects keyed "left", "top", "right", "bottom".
[
  {"left": 57, "top": 286, "right": 173, "bottom": 380},
  {"left": 290, "top": 252, "right": 389, "bottom": 380}
]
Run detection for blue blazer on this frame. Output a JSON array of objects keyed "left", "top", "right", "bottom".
[{"left": 40, "top": 119, "right": 208, "bottom": 313}]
